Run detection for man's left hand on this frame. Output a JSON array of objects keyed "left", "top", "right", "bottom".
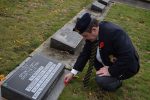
[{"left": 96, "top": 66, "right": 111, "bottom": 77}]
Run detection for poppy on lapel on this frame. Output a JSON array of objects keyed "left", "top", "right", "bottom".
[{"left": 99, "top": 42, "right": 104, "bottom": 48}]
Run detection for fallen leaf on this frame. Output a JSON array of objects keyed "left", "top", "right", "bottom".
[
  {"left": 89, "top": 92, "right": 92, "bottom": 96},
  {"left": 0, "top": 75, "right": 5, "bottom": 81}
]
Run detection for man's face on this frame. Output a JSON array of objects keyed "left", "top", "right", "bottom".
[{"left": 81, "top": 26, "right": 99, "bottom": 42}]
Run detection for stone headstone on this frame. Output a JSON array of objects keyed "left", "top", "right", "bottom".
[
  {"left": 91, "top": 1, "right": 106, "bottom": 12},
  {"left": 50, "top": 24, "right": 83, "bottom": 54},
  {"left": 1, "top": 54, "right": 65, "bottom": 100},
  {"left": 98, "top": 0, "right": 110, "bottom": 5}
]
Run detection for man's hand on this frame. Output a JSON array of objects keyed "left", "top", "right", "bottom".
[
  {"left": 96, "top": 66, "right": 111, "bottom": 77},
  {"left": 64, "top": 73, "right": 74, "bottom": 85}
]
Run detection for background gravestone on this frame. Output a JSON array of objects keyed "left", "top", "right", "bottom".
[
  {"left": 1, "top": 54, "right": 65, "bottom": 100},
  {"left": 91, "top": 1, "right": 106, "bottom": 12},
  {"left": 98, "top": 0, "right": 110, "bottom": 5},
  {"left": 50, "top": 24, "right": 83, "bottom": 54}
]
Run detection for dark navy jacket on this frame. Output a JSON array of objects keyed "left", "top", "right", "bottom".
[{"left": 73, "top": 21, "right": 140, "bottom": 80}]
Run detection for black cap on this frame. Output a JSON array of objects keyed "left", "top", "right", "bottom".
[{"left": 73, "top": 13, "right": 92, "bottom": 34}]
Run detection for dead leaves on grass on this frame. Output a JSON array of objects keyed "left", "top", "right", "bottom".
[
  {"left": 0, "top": 75, "right": 5, "bottom": 86},
  {"left": 119, "top": 15, "right": 132, "bottom": 21},
  {"left": 0, "top": 75, "right": 5, "bottom": 81}
]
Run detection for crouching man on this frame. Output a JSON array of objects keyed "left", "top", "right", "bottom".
[{"left": 64, "top": 13, "right": 140, "bottom": 91}]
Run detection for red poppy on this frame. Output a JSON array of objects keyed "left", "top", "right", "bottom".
[{"left": 99, "top": 42, "right": 104, "bottom": 48}]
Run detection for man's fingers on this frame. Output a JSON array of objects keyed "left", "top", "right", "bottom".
[
  {"left": 96, "top": 70, "right": 104, "bottom": 75},
  {"left": 64, "top": 77, "right": 69, "bottom": 82},
  {"left": 96, "top": 69, "right": 104, "bottom": 75},
  {"left": 97, "top": 69, "right": 106, "bottom": 76},
  {"left": 96, "top": 71, "right": 100, "bottom": 75},
  {"left": 64, "top": 75, "right": 72, "bottom": 85},
  {"left": 98, "top": 73, "right": 105, "bottom": 77},
  {"left": 64, "top": 76, "right": 67, "bottom": 81},
  {"left": 99, "top": 69, "right": 104, "bottom": 73},
  {"left": 96, "top": 71, "right": 103, "bottom": 75},
  {"left": 64, "top": 77, "right": 69, "bottom": 86},
  {"left": 97, "top": 73, "right": 104, "bottom": 76}
]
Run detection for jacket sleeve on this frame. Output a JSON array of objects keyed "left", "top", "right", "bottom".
[
  {"left": 73, "top": 40, "right": 92, "bottom": 72},
  {"left": 108, "top": 29, "right": 137, "bottom": 77}
]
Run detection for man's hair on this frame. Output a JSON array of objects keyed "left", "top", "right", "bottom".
[{"left": 85, "top": 18, "right": 99, "bottom": 33}]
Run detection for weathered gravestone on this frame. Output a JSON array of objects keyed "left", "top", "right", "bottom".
[
  {"left": 1, "top": 54, "right": 65, "bottom": 100},
  {"left": 98, "top": 0, "right": 110, "bottom": 5},
  {"left": 91, "top": 1, "right": 106, "bottom": 12},
  {"left": 50, "top": 24, "right": 83, "bottom": 54}
]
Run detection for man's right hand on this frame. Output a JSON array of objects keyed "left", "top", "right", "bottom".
[{"left": 64, "top": 73, "right": 74, "bottom": 85}]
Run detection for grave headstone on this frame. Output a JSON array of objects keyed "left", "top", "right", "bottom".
[
  {"left": 1, "top": 54, "right": 65, "bottom": 100},
  {"left": 91, "top": 1, "right": 106, "bottom": 12},
  {"left": 50, "top": 25, "right": 83, "bottom": 54},
  {"left": 98, "top": 0, "right": 110, "bottom": 5}
]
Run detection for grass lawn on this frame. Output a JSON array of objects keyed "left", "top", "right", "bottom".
[
  {"left": 0, "top": 0, "right": 92, "bottom": 75},
  {"left": 59, "top": 3, "right": 150, "bottom": 100}
]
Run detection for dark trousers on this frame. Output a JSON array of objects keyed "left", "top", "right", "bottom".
[
  {"left": 94, "top": 59, "right": 137, "bottom": 91},
  {"left": 95, "top": 75, "right": 122, "bottom": 92},
  {"left": 95, "top": 70, "right": 136, "bottom": 91}
]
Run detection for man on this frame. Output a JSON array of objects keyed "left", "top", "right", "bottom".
[{"left": 64, "top": 13, "right": 140, "bottom": 91}]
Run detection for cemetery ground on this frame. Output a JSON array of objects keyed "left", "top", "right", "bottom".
[{"left": 0, "top": 0, "right": 150, "bottom": 100}]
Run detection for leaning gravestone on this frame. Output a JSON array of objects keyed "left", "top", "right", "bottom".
[
  {"left": 50, "top": 24, "right": 83, "bottom": 54},
  {"left": 91, "top": 1, "right": 106, "bottom": 12},
  {"left": 1, "top": 54, "right": 65, "bottom": 100}
]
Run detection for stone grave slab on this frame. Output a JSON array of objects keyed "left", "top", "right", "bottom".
[
  {"left": 45, "top": 69, "right": 70, "bottom": 100},
  {"left": 98, "top": 0, "right": 110, "bottom": 5},
  {"left": 50, "top": 23, "right": 83, "bottom": 54},
  {"left": 1, "top": 54, "right": 65, "bottom": 100},
  {"left": 91, "top": 1, "right": 106, "bottom": 12}
]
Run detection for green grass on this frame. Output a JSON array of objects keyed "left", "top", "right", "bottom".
[
  {"left": 0, "top": 0, "right": 92, "bottom": 75},
  {"left": 59, "top": 3, "right": 150, "bottom": 100}
]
